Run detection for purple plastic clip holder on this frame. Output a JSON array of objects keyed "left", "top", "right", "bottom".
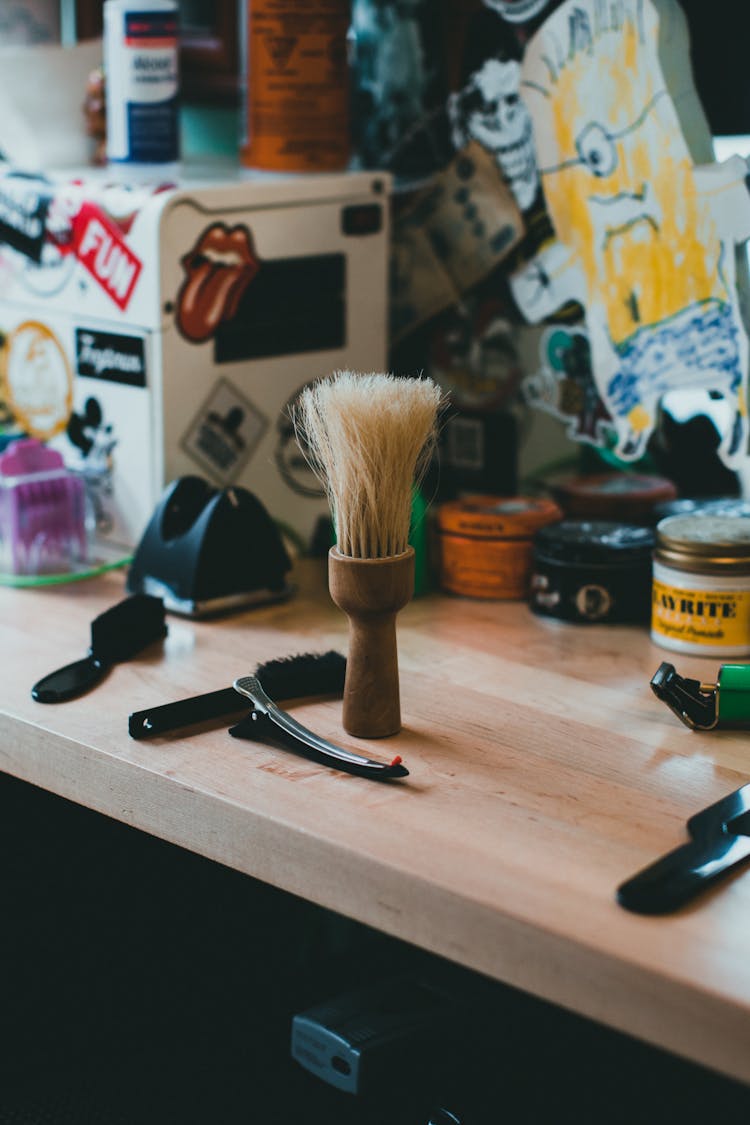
[{"left": 0, "top": 438, "right": 87, "bottom": 575}]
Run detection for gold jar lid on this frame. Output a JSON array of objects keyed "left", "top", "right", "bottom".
[{"left": 655, "top": 514, "right": 750, "bottom": 574}]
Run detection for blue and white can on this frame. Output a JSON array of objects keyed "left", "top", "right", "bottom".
[{"left": 104, "top": 0, "right": 179, "bottom": 166}]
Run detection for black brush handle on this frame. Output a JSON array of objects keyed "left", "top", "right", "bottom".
[
  {"left": 128, "top": 686, "right": 245, "bottom": 739},
  {"left": 32, "top": 656, "right": 108, "bottom": 703},
  {"left": 32, "top": 594, "right": 167, "bottom": 705},
  {"left": 617, "top": 834, "right": 750, "bottom": 914}
]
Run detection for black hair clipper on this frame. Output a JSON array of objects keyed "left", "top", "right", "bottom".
[{"left": 127, "top": 476, "right": 292, "bottom": 617}]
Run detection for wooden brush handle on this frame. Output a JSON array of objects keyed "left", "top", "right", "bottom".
[{"left": 328, "top": 547, "right": 415, "bottom": 738}]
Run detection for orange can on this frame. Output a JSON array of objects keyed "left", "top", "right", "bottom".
[
  {"left": 436, "top": 495, "right": 562, "bottom": 599},
  {"left": 241, "top": 0, "right": 350, "bottom": 173}
]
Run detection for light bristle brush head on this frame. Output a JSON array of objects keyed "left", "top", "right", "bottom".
[{"left": 292, "top": 371, "right": 442, "bottom": 559}]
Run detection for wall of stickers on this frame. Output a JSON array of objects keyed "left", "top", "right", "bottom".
[{"left": 385, "top": 0, "right": 750, "bottom": 491}]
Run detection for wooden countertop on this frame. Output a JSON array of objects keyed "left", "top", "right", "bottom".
[{"left": 2, "top": 561, "right": 750, "bottom": 1083}]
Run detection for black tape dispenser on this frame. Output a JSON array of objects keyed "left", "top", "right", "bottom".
[{"left": 127, "top": 476, "right": 293, "bottom": 617}]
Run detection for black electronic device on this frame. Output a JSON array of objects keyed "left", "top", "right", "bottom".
[
  {"left": 127, "top": 475, "right": 292, "bottom": 617},
  {"left": 438, "top": 408, "right": 517, "bottom": 499},
  {"left": 291, "top": 977, "right": 459, "bottom": 1097}
]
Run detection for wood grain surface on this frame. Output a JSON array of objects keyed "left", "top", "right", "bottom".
[{"left": 2, "top": 561, "right": 750, "bottom": 1083}]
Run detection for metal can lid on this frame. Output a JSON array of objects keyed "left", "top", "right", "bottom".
[
  {"left": 437, "top": 495, "right": 562, "bottom": 539},
  {"left": 533, "top": 520, "right": 655, "bottom": 565},
  {"left": 550, "top": 473, "right": 677, "bottom": 519},
  {"left": 557, "top": 472, "right": 675, "bottom": 498},
  {"left": 656, "top": 514, "right": 750, "bottom": 565},
  {"left": 652, "top": 496, "right": 750, "bottom": 523},
  {"left": 694, "top": 498, "right": 750, "bottom": 519}
]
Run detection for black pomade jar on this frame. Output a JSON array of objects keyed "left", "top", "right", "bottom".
[{"left": 530, "top": 520, "right": 655, "bottom": 624}]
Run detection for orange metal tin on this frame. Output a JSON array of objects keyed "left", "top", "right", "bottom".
[{"left": 436, "top": 495, "right": 561, "bottom": 599}]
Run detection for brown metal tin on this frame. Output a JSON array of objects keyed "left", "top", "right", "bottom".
[
  {"left": 436, "top": 495, "right": 562, "bottom": 599},
  {"left": 550, "top": 472, "right": 677, "bottom": 522}
]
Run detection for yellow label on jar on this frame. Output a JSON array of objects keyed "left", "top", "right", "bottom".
[{"left": 652, "top": 579, "right": 750, "bottom": 647}]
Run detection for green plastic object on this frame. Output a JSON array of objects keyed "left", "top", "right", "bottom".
[
  {"left": 717, "top": 664, "right": 750, "bottom": 723},
  {"left": 409, "top": 487, "right": 431, "bottom": 598},
  {"left": 0, "top": 554, "right": 131, "bottom": 587}
]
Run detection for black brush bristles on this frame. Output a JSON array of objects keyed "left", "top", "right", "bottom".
[
  {"left": 256, "top": 650, "right": 347, "bottom": 703},
  {"left": 90, "top": 594, "right": 168, "bottom": 665}
]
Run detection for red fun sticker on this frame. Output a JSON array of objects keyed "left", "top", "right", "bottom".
[{"left": 71, "top": 202, "right": 142, "bottom": 311}]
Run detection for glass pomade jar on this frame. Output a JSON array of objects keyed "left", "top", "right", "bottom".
[{"left": 652, "top": 514, "right": 750, "bottom": 656}]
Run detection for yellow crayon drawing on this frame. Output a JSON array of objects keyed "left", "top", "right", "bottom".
[{"left": 513, "top": 0, "right": 750, "bottom": 465}]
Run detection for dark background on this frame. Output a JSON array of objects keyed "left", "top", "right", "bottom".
[
  {"left": 681, "top": 1, "right": 750, "bottom": 135},
  {"left": 2, "top": 772, "right": 750, "bottom": 1125}
]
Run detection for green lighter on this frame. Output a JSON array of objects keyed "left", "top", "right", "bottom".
[{"left": 651, "top": 661, "right": 750, "bottom": 730}]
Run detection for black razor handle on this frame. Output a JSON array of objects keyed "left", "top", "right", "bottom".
[
  {"left": 617, "top": 834, "right": 750, "bottom": 914},
  {"left": 129, "top": 687, "right": 246, "bottom": 739}
]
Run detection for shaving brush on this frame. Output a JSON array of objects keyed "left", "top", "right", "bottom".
[{"left": 294, "top": 371, "right": 441, "bottom": 738}]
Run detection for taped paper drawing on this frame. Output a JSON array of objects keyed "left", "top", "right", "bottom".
[{"left": 512, "top": 0, "right": 750, "bottom": 468}]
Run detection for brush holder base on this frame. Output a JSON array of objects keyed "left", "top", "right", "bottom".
[{"left": 328, "top": 547, "right": 415, "bottom": 738}]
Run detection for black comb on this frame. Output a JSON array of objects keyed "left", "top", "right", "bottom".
[{"left": 32, "top": 594, "right": 167, "bottom": 703}]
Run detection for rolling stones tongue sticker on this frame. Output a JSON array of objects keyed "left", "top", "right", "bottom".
[{"left": 176, "top": 223, "right": 261, "bottom": 343}]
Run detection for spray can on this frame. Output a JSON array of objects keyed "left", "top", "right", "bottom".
[
  {"left": 241, "top": 0, "right": 350, "bottom": 173},
  {"left": 104, "top": 0, "right": 180, "bottom": 167}
]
